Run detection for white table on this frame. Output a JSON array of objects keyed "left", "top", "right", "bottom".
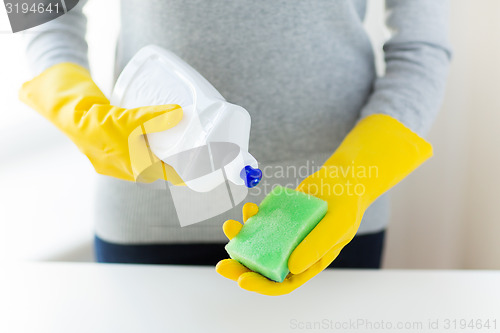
[{"left": 1, "top": 263, "right": 499, "bottom": 333}]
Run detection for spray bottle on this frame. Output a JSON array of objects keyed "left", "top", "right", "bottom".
[{"left": 111, "top": 45, "right": 262, "bottom": 192}]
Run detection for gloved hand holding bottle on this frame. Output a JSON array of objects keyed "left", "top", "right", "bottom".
[
  {"left": 217, "top": 114, "right": 433, "bottom": 296},
  {"left": 19, "top": 62, "right": 183, "bottom": 183}
]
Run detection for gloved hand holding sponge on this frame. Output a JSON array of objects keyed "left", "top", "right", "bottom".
[
  {"left": 19, "top": 62, "right": 183, "bottom": 183},
  {"left": 217, "top": 114, "right": 433, "bottom": 296}
]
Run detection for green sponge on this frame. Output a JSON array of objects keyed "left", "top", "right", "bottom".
[{"left": 225, "top": 186, "right": 328, "bottom": 282}]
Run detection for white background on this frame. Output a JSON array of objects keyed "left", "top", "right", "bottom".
[{"left": 0, "top": 0, "right": 499, "bottom": 269}]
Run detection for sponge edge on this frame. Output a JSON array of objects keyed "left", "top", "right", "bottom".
[{"left": 225, "top": 186, "right": 328, "bottom": 282}]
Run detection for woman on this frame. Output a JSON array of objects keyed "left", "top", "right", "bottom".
[{"left": 21, "top": 0, "right": 451, "bottom": 294}]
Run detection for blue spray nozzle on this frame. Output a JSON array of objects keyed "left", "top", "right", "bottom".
[{"left": 241, "top": 165, "right": 262, "bottom": 188}]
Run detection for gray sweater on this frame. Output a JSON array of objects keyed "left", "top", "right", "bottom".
[{"left": 25, "top": 0, "right": 451, "bottom": 244}]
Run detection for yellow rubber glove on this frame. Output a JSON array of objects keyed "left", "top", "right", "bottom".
[
  {"left": 216, "top": 114, "right": 433, "bottom": 295},
  {"left": 19, "top": 62, "right": 184, "bottom": 183}
]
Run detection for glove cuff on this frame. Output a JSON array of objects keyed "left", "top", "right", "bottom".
[{"left": 324, "top": 114, "right": 433, "bottom": 206}]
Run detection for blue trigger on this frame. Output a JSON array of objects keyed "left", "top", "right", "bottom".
[{"left": 240, "top": 165, "right": 263, "bottom": 188}]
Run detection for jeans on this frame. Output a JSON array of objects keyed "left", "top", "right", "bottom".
[{"left": 94, "top": 230, "right": 385, "bottom": 269}]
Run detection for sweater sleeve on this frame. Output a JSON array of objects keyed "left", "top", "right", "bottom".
[
  {"left": 24, "top": 0, "right": 89, "bottom": 76},
  {"left": 359, "top": 0, "right": 452, "bottom": 136}
]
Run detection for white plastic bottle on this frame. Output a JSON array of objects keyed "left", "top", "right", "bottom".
[{"left": 111, "top": 45, "right": 262, "bottom": 192}]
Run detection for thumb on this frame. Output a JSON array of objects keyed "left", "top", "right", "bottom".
[{"left": 126, "top": 104, "right": 183, "bottom": 183}]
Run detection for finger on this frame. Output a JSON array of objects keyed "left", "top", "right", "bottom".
[
  {"left": 128, "top": 106, "right": 182, "bottom": 182},
  {"left": 132, "top": 104, "right": 183, "bottom": 134},
  {"left": 298, "top": 245, "right": 343, "bottom": 276},
  {"left": 284, "top": 246, "right": 343, "bottom": 287},
  {"left": 242, "top": 202, "right": 259, "bottom": 223},
  {"left": 161, "top": 162, "right": 186, "bottom": 185},
  {"left": 238, "top": 246, "right": 343, "bottom": 296},
  {"left": 320, "top": 246, "right": 343, "bottom": 269},
  {"left": 216, "top": 259, "right": 252, "bottom": 281},
  {"left": 133, "top": 160, "right": 182, "bottom": 184},
  {"left": 237, "top": 272, "right": 296, "bottom": 296},
  {"left": 223, "top": 220, "right": 243, "bottom": 240},
  {"left": 134, "top": 160, "right": 165, "bottom": 183}
]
